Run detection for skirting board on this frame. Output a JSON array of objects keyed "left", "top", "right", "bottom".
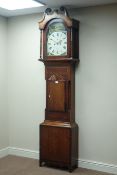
[
  {"left": 78, "top": 159, "right": 117, "bottom": 175},
  {"left": 0, "top": 147, "right": 9, "bottom": 158},
  {"left": 0, "top": 147, "right": 117, "bottom": 174},
  {"left": 8, "top": 147, "right": 39, "bottom": 160}
]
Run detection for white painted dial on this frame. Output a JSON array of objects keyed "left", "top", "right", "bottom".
[{"left": 47, "top": 31, "right": 67, "bottom": 56}]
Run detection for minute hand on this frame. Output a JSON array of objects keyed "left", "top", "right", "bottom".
[{"left": 50, "top": 37, "right": 57, "bottom": 42}]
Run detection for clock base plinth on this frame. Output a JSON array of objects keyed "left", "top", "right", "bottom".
[
  {"left": 39, "top": 160, "right": 78, "bottom": 172},
  {"left": 39, "top": 121, "right": 78, "bottom": 172}
]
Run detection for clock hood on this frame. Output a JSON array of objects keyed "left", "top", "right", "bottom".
[{"left": 38, "top": 7, "right": 73, "bottom": 30}]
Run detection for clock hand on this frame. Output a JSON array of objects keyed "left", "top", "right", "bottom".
[
  {"left": 50, "top": 38, "right": 57, "bottom": 44},
  {"left": 56, "top": 40, "right": 62, "bottom": 45}
]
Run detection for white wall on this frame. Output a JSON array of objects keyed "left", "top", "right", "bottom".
[
  {"left": 0, "top": 16, "right": 8, "bottom": 149},
  {"left": 6, "top": 3, "right": 117, "bottom": 170},
  {"left": 8, "top": 14, "right": 45, "bottom": 151},
  {"left": 72, "top": 5, "right": 117, "bottom": 165}
]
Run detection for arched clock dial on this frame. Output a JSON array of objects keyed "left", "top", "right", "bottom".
[
  {"left": 47, "top": 31, "right": 67, "bottom": 56},
  {"left": 46, "top": 21, "right": 68, "bottom": 57}
]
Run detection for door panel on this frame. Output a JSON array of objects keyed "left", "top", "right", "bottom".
[{"left": 47, "top": 81, "right": 66, "bottom": 112}]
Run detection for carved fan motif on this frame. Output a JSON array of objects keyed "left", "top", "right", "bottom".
[
  {"left": 48, "top": 74, "right": 56, "bottom": 81},
  {"left": 48, "top": 72, "right": 64, "bottom": 81}
]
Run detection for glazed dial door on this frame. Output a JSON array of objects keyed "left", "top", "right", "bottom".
[{"left": 47, "top": 22, "right": 67, "bottom": 56}]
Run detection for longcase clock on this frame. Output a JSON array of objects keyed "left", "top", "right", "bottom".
[{"left": 38, "top": 7, "right": 79, "bottom": 172}]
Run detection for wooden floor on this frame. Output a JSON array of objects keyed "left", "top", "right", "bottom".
[{"left": 0, "top": 155, "right": 113, "bottom": 175}]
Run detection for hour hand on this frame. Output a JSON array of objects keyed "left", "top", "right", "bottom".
[{"left": 50, "top": 38, "right": 57, "bottom": 43}]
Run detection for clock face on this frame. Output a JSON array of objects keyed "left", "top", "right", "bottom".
[
  {"left": 47, "top": 22, "right": 67, "bottom": 56},
  {"left": 47, "top": 31, "right": 67, "bottom": 56}
]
